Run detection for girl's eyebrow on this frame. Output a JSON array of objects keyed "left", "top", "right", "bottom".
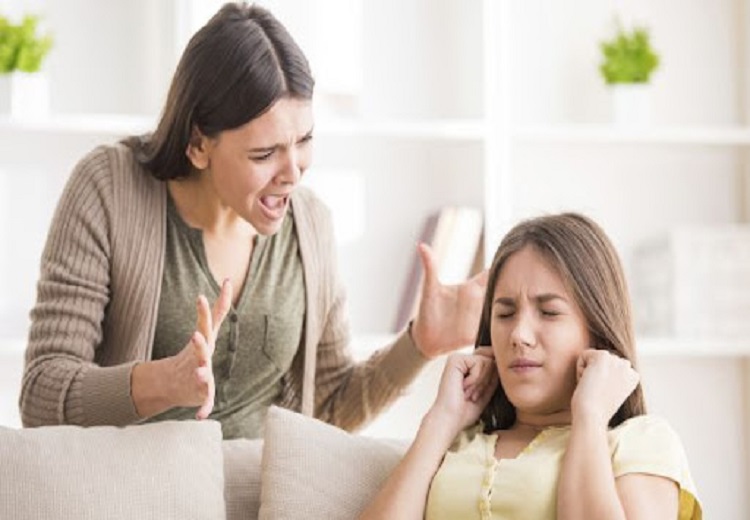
[{"left": 493, "top": 293, "right": 567, "bottom": 306}]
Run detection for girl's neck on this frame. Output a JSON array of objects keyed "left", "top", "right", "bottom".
[{"left": 513, "top": 410, "right": 572, "bottom": 431}]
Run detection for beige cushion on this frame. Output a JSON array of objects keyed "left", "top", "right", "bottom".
[
  {"left": 223, "top": 438, "right": 264, "bottom": 520},
  {"left": 259, "top": 406, "right": 407, "bottom": 520},
  {"left": 0, "top": 420, "right": 226, "bottom": 520}
]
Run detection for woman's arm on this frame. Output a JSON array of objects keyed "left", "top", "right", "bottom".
[
  {"left": 360, "top": 353, "right": 497, "bottom": 520},
  {"left": 311, "top": 239, "right": 487, "bottom": 431},
  {"left": 557, "top": 350, "right": 677, "bottom": 519}
]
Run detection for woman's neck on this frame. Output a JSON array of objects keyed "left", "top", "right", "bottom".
[{"left": 167, "top": 175, "right": 251, "bottom": 236}]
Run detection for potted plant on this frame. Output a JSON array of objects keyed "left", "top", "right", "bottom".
[
  {"left": 599, "top": 22, "right": 660, "bottom": 126},
  {"left": 0, "top": 14, "right": 53, "bottom": 119}
]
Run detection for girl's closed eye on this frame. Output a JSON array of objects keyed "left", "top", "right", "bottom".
[{"left": 250, "top": 149, "right": 274, "bottom": 161}]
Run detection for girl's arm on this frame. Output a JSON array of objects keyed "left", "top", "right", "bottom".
[
  {"left": 360, "top": 353, "right": 497, "bottom": 520},
  {"left": 359, "top": 408, "right": 457, "bottom": 520},
  {"left": 557, "top": 350, "right": 678, "bottom": 519}
]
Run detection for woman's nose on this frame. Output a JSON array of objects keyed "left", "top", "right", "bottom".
[{"left": 276, "top": 149, "right": 301, "bottom": 185}]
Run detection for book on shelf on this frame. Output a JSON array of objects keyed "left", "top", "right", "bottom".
[{"left": 393, "top": 206, "right": 484, "bottom": 333}]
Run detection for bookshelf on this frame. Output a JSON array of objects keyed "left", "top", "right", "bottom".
[{"left": 0, "top": 0, "right": 748, "bottom": 516}]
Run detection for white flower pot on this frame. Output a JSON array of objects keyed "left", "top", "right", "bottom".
[
  {"left": 0, "top": 72, "right": 50, "bottom": 120},
  {"left": 611, "top": 83, "right": 651, "bottom": 127}
]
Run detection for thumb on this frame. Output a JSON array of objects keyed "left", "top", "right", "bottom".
[
  {"left": 417, "top": 242, "right": 440, "bottom": 290},
  {"left": 472, "top": 267, "right": 489, "bottom": 289}
]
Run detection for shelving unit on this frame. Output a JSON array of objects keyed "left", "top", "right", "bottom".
[{"left": 0, "top": 0, "right": 748, "bottom": 516}]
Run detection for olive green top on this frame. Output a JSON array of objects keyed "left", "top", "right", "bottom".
[{"left": 148, "top": 195, "right": 304, "bottom": 439}]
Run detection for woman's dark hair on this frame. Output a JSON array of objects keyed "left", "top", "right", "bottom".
[
  {"left": 479, "top": 213, "right": 646, "bottom": 432},
  {"left": 126, "top": 2, "right": 314, "bottom": 179}
]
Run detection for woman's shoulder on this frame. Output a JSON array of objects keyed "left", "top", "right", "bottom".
[
  {"left": 290, "top": 186, "right": 331, "bottom": 218},
  {"left": 69, "top": 141, "right": 150, "bottom": 185}
]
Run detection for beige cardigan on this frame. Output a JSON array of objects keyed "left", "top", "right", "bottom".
[{"left": 20, "top": 143, "right": 427, "bottom": 431}]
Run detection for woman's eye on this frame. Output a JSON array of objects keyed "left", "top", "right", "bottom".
[
  {"left": 298, "top": 134, "right": 313, "bottom": 145},
  {"left": 495, "top": 311, "right": 514, "bottom": 320},
  {"left": 541, "top": 310, "right": 560, "bottom": 317},
  {"left": 251, "top": 151, "right": 273, "bottom": 161}
]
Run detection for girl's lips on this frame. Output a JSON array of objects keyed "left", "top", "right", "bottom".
[{"left": 509, "top": 359, "right": 542, "bottom": 373}]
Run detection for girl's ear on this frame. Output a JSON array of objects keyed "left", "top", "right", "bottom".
[{"left": 186, "top": 126, "right": 211, "bottom": 170}]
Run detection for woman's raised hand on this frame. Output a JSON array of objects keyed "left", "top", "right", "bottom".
[
  {"left": 428, "top": 350, "right": 498, "bottom": 438},
  {"left": 170, "top": 280, "right": 233, "bottom": 420},
  {"left": 571, "top": 349, "right": 640, "bottom": 429},
  {"left": 411, "top": 243, "right": 488, "bottom": 358}
]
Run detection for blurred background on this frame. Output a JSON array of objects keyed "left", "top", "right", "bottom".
[{"left": 0, "top": 0, "right": 748, "bottom": 517}]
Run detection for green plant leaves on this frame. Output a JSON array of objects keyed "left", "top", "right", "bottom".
[
  {"left": 599, "top": 26, "right": 659, "bottom": 84},
  {"left": 0, "top": 14, "right": 53, "bottom": 74}
]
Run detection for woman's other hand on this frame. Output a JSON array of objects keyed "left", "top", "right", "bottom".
[
  {"left": 571, "top": 349, "right": 640, "bottom": 429},
  {"left": 131, "top": 280, "right": 232, "bottom": 419},
  {"left": 411, "top": 243, "right": 488, "bottom": 358}
]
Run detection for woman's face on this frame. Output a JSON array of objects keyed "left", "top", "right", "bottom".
[
  {"left": 198, "top": 97, "right": 314, "bottom": 235},
  {"left": 491, "top": 246, "right": 591, "bottom": 418}
]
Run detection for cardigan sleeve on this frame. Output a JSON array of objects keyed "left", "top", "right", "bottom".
[
  {"left": 294, "top": 190, "right": 429, "bottom": 431},
  {"left": 312, "top": 287, "right": 429, "bottom": 432},
  {"left": 20, "top": 147, "right": 140, "bottom": 427}
]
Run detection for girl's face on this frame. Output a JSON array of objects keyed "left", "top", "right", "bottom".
[
  {"left": 195, "top": 97, "right": 314, "bottom": 235},
  {"left": 491, "top": 246, "right": 591, "bottom": 419}
]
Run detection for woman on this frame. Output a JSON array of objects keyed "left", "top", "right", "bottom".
[
  {"left": 361, "top": 213, "right": 701, "bottom": 519},
  {"left": 19, "top": 3, "right": 486, "bottom": 439}
]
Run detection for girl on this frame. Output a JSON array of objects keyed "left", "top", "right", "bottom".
[{"left": 362, "top": 213, "right": 701, "bottom": 519}]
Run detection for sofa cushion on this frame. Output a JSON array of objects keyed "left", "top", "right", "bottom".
[
  {"left": 0, "top": 420, "right": 225, "bottom": 520},
  {"left": 259, "top": 406, "right": 408, "bottom": 520},
  {"left": 223, "top": 438, "right": 263, "bottom": 520}
]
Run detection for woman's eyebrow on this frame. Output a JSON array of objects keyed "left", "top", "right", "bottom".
[{"left": 246, "top": 126, "right": 314, "bottom": 153}]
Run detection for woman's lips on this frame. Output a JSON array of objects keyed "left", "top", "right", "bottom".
[{"left": 259, "top": 194, "right": 288, "bottom": 220}]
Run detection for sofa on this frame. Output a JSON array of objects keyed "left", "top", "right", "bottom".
[{"left": 0, "top": 406, "right": 408, "bottom": 519}]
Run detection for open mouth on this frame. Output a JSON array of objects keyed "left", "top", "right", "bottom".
[{"left": 259, "top": 194, "right": 289, "bottom": 220}]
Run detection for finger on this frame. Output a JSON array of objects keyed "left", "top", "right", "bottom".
[
  {"left": 462, "top": 358, "right": 488, "bottom": 388},
  {"left": 195, "top": 366, "right": 215, "bottom": 420},
  {"left": 469, "top": 267, "right": 489, "bottom": 289},
  {"left": 576, "top": 353, "right": 587, "bottom": 381},
  {"left": 474, "top": 346, "right": 494, "bottom": 359},
  {"left": 471, "top": 374, "right": 499, "bottom": 403},
  {"left": 196, "top": 294, "right": 213, "bottom": 341},
  {"left": 212, "top": 279, "right": 233, "bottom": 336},
  {"left": 192, "top": 331, "right": 211, "bottom": 366},
  {"left": 417, "top": 242, "right": 440, "bottom": 289}
]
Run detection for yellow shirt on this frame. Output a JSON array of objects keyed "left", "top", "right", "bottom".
[{"left": 425, "top": 415, "right": 701, "bottom": 520}]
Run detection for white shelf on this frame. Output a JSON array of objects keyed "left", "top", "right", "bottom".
[
  {"left": 0, "top": 114, "right": 156, "bottom": 136},
  {"left": 0, "top": 114, "right": 486, "bottom": 141},
  {"left": 638, "top": 336, "right": 750, "bottom": 357},
  {"left": 513, "top": 124, "right": 750, "bottom": 146},
  {"left": 316, "top": 117, "right": 486, "bottom": 141}
]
